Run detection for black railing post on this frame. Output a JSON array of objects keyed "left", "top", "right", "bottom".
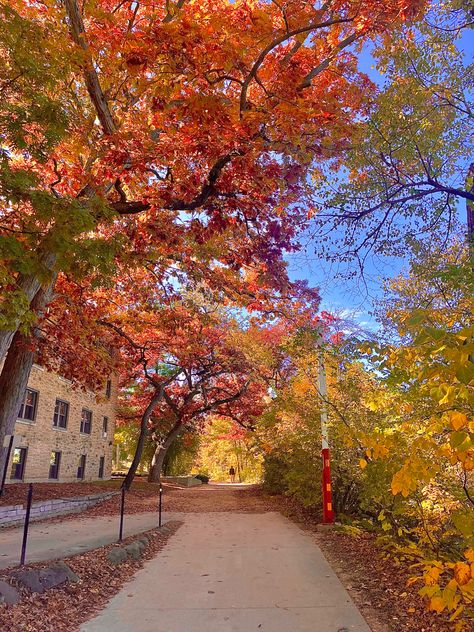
[
  {"left": 158, "top": 484, "right": 163, "bottom": 527},
  {"left": 0, "top": 435, "right": 14, "bottom": 496},
  {"left": 119, "top": 486, "right": 125, "bottom": 542},
  {"left": 20, "top": 483, "right": 33, "bottom": 566}
]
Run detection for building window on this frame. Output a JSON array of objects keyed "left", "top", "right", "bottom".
[
  {"left": 105, "top": 379, "right": 112, "bottom": 399},
  {"left": 77, "top": 454, "right": 86, "bottom": 479},
  {"left": 10, "top": 448, "right": 27, "bottom": 480},
  {"left": 80, "top": 409, "right": 92, "bottom": 434},
  {"left": 49, "top": 451, "right": 61, "bottom": 479},
  {"left": 18, "top": 389, "right": 38, "bottom": 422},
  {"left": 53, "top": 400, "right": 69, "bottom": 429},
  {"left": 102, "top": 416, "right": 108, "bottom": 438},
  {"left": 98, "top": 456, "right": 105, "bottom": 479}
]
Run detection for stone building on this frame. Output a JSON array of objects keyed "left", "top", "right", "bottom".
[{"left": 4, "top": 364, "right": 117, "bottom": 484}]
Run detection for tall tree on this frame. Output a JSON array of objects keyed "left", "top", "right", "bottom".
[
  {"left": 0, "top": 0, "right": 425, "bottom": 468},
  {"left": 310, "top": 0, "right": 473, "bottom": 265}
]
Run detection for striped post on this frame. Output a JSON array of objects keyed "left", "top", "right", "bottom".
[{"left": 321, "top": 447, "right": 334, "bottom": 524}]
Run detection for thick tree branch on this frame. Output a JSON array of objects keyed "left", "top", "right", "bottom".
[
  {"left": 166, "top": 150, "right": 245, "bottom": 211},
  {"left": 298, "top": 32, "right": 360, "bottom": 90},
  {"left": 63, "top": 0, "right": 116, "bottom": 135},
  {"left": 239, "top": 16, "right": 354, "bottom": 113}
]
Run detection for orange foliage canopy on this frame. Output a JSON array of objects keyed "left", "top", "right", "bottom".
[
  {"left": 3, "top": 0, "right": 426, "bottom": 300},
  {"left": 0, "top": 0, "right": 425, "bottom": 467}
]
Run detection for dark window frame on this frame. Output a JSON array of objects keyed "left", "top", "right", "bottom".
[
  {"left": 77, "top": 454, "right": 86, "bottom": 479},
  {"left": 102, "top": 416, "right": 108, "bottom": 438},
  {"left": 49, "top": 451, "right": 61, "bottom": 479},
  {"left": 53, "top": 399, "right": 69, "bottom": 429},
  {"left": 80, "top": 408, "right": 92, "bottom": 434},
  {"left": 105, "top": 379, "right": 112, "bottom": 399},
  {"left": 98, "top": 456, "right": 105, "bottom": 479},
  {"left": 10, "top": 447, "right": 28, "bottom": 480},
  {"left": 18, "top": 388, "right": 38, "bottom": 422}
]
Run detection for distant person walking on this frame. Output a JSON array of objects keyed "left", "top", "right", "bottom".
[{"left": 229, "top": 466, "right": 236, "bottom": 483}]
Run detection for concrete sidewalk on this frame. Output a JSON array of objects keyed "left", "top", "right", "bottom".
[
  {"left": 0, "top": 512, "right": 182, "bottom": 569},
  {"left": 82, "top": 512, "right": 370, "bottom": 632}
]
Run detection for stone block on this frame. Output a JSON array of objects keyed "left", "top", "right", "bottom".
[
  {"left": 107, "top": 547, "right": 128, "bottom": 565},
  {"left": 12, "top": 569, "right": 44, "bottom": 594},
  {"left": 38, "top": 566, "right": 70, "bottom": 589},
  {"left": 0, "top": 580, "right": 20, "bottom": 605},
  {"left": 124, "top": 541, "right": 143, "bottom": 560},
  {"left": 54, "top": 561, "right": 80, "bottom": 583}
]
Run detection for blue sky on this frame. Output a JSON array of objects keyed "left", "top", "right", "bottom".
[
  {"left": 285, "top": 45, "right": 404, "bottom": 330},
  {"left": 285, "top": 27, "right": 473, "bottom": 331}
]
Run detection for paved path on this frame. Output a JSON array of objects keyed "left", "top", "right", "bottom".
[
  {"left": 0, "top": 512, "right": 182, "bottom": 569},
  {"left": 82, "top": 512, "right": 370, "bottom": 632}
]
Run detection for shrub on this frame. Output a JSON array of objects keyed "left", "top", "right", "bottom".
[{"left": 194, "top": 474, "right": 210, "bottom": 484}]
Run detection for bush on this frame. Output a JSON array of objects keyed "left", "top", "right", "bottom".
[
  {"left": 194, "top": 474, "right": 210, "bottom": 484},
  {"left": 262, "top": 455, "right": 288, "bottom": 494}
]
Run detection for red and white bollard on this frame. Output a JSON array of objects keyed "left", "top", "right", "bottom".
[{"left": 321, "top": 447, "right": 334, "bottom": 524}]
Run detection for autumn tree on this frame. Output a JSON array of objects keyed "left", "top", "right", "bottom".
[
  {"left": 110, "top": 295, "right": 276, "bottom": 486},
  {"left": 194, "top": 417, "right": 263, "bottom": 483},
  {"left": 0, "top": 0, "right": 426, "bottom": 470},
  {"left": 310, "top": 0, "right": 473, "bottom": 265}
]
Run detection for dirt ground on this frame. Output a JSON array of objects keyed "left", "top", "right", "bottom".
[{"left": 1, "top": 481, "right": 462, "bottom": 630}]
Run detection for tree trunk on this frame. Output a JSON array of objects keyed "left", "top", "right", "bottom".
[
  {"left": 0, "top": 251, "right": 57, "bottom": 363},
  {"left": 466, "top": 162, "right": 474, "bottom": 270},
  {"left": 122, "top": 387, "right": 164, "bottom": 491},
  {"left": 0, "top": 280, "right": 55, "bottom": 484},
  {"left": 148, "top": 420, "right": 183, "bottom": 483}
]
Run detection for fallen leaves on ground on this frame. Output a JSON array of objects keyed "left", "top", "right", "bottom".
[
  {"left": 0, "top": 521, "right": 182, "bottom": 632},
  {"left": 1, "top": 483, "right": 463, "bottom": 630},
  {"left": 0, "top": 480, "right": 121, "bottom": 507}
]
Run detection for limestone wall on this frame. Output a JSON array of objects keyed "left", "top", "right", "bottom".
[
  {"left": 5, "top": 364, "right": 117, "bottom": 484},
  {"left": 0, "top": 491, "right": 118, "bottom": 527}
]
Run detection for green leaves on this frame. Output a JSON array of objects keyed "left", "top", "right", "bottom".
[
  {"left": 456, "top": 363, "right": 474, "bottom": 386},
  {"left": 452, "top": 510, "right": 474, "bottom": 539}
]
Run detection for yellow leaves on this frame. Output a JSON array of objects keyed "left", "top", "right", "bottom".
[
  {"left": 458, "top": 579, "right": 474, "bottom": 600},
  {"left": 429, "top": 595, "right": 445, "bottom": 612},
  {"left": 464, "top": 549, "right": 474, "bottom": 563},
  {"left": 449, "top": 431, "right": 470, "bottom": 450},
  {"left": 392, "top": 467, "right": 416, "bottom": 497},
  {"left": 391, "top": 450, "right": 442, "bottom": 497},
  {"left": 438, "top": 385, "right": 457, "bottom": 405},
  {"left": 359, "top": 458, "right": 367, "bottom": 469},
  {"left": 449, "top": 411, "right": 468, "bottom": 431},
  {"left": 454, "top": 563, "right": 471, "bottom": 587},
  {"left": 424, "top": 565, "right": 441, "bottom": 586},
  {"left": 373, "top": 443, "right": 389, "bottom": 459},
  {"left": 418, "top": 562, "right": 464, "bottom": 617},
  {"left": 417, "top": 552, "right": 474, "bottom": 621},
  {"left": 443, "top": 579, "right": 461, "bottom": 611},
  {"left": 361, "top": 436, "right": 391, "bottom": 463}
]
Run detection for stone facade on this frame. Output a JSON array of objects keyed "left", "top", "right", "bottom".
[{"left": 4, "top": 364, "right": 117, "bottom": 484}]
